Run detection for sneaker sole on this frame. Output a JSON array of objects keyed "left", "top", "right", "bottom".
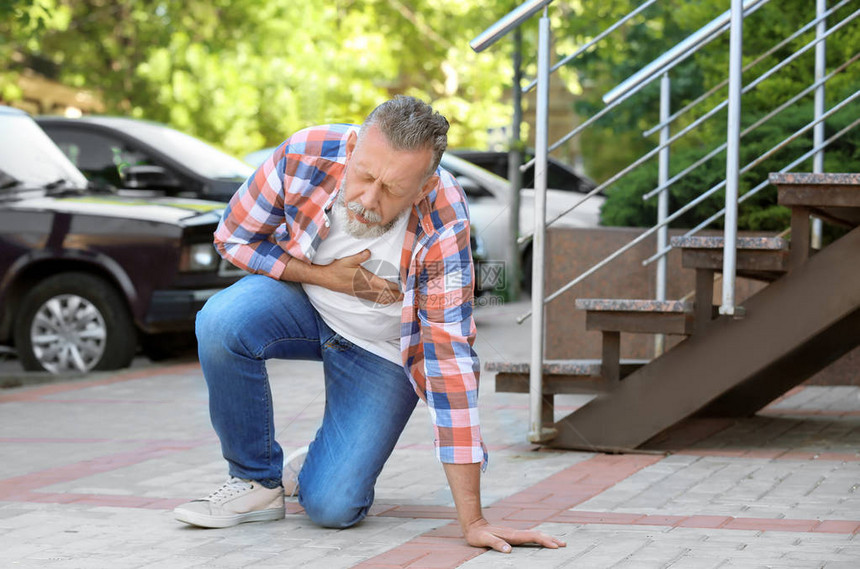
[{"left": 174, "top": 506, "right": 285, "bottom": 529}]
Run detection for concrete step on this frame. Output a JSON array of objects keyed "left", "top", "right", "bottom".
[
  {"left": 771, "top": 173, "right": 860, "bottom": 269},
  {"left": 670, "top": 235, "right": 789, "bottom": 282},
  {"left": 773, "top": 172, "right": 860, "bottom": 223},
  {"left": 486, "top": 359, "right": 648, "bottom": 394},
  {"left": 575, "top": 298, "right": 694, "bottom": 335}
]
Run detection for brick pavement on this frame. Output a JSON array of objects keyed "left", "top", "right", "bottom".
[{"left": 0, "top": 299, "right": 858, "bottom": 568}]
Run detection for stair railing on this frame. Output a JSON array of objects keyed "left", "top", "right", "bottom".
[{"left": 470, "top": 0, "right": 859, "bottom": 444}]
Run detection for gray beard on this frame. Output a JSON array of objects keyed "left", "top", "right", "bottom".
[{"left": 334, "top": 185, "right": 405, "bottom": 239}]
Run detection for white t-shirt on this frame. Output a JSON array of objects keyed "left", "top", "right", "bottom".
[{"left": 302, "top": 202, "right": 409, "bottom": 365}]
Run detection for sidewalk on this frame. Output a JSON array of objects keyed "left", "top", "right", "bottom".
[{"left": 0, "top": 299, "right": 858, "bottom": 568}]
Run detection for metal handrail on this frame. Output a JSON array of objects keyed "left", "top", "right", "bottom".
[
  {"left": 642, "top": 114, "right": 860, "bottom": 266},
  {"left": 519, "top": 0, "right": 770, "bottom": 173},
  {"left": 521, "top": 0, "right": 659, "bottom": 93},
  {"left": 603, "top": 0, "right": 769, "bottom": 105},
  {"left": 521, "top": 34, "right": 857, "bottom": 248},
  {"left": 518, "top": 9, "right": 858, "bottom": 251},
  {"left": 516, "top": 89, "right": 860, "bottom": 323},
  {"left": 641, "top": 51, "right": 859, "bottom": 203},
  {"left": 469, "top": 0, "right": 554, "bottom": 53},
  {"left": 642, "top": 0, "right": 854, "bottom": 138}
]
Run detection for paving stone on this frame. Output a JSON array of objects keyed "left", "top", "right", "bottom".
[{"left": 2, "top": 301, "right": 860, "bottom": 568}]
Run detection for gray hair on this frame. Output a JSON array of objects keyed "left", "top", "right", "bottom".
[{"left": 359, "top": 96, "right": 449, "bottom": 179}]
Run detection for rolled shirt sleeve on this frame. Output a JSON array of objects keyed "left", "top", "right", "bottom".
[
  {"left": 214, "top": 146, "right": 298, "bottom": 279},
  {"left": 416, "top": 220, "right": 487, "bottom": 469},
  {"left": 213, "top": 146, "right": 295, "bottom": 279}
]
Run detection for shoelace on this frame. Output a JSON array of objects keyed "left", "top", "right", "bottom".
[{"left": 205, "top": 477, "right": 253, "bottom": 503}]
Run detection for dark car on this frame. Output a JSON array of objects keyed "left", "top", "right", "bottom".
[
  {"left": 0, "top": 106, "right": 243, "bottom": 373},
  {"left": 449, "top": 150, "right": 596, "bottom": 195},
  {"left": 36, "top": 116, "right": 255, "bottom": 202}
]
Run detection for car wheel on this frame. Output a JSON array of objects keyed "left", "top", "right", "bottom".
[{"left": 14, "top": 272, "right": 137, "bottom": 373}]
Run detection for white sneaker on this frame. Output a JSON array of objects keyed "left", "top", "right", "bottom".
[
  {"left": 283, "top": 446, "right": 308, "bottom": 498},
  {"left": 174, "top": 477, "right": 285, "bottom": 528}
]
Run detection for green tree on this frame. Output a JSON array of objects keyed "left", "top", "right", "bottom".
[{"left": 1, "top": 0, "right": 521, "bottom": 156}]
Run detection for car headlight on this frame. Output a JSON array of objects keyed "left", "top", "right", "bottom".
[{"left": 180, "top": 243, "right": 220, "bottom": 272}]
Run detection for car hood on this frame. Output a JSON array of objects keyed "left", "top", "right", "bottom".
[
  {"left": 469, "top": 187, "right": 604, "bottom": 228},
  {"left": 4, "top": 194, "right": 225, "bottom": 226},
  {"left": 519, "top": 188, "right": 604, "bottom": 228}
]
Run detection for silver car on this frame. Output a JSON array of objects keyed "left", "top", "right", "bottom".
[{"left": 439, "top": 153, "right": 604, "bottom": 289}]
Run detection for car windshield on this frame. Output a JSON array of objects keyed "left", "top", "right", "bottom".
[
  {"left": 0, "top": 111, "right": 89, "bottom": 189},
  {"left": 96, "top": 119, "right": 254, "bottom": 180}
]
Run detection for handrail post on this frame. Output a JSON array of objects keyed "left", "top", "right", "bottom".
[
  {"left": 655, "top": 73, "right": 671, "bottom": 356},
  {"left": 507, "top": 28, "right": 523, "bottom": 302},
  {"left": 812, "top": 0, "right": 827, "bottom": 249},
  {"left": 720, "top": 0, "right": 743, "bottom": 317},
  {"left": 528, "top": 8, "right": 553, "bottom": 443}
]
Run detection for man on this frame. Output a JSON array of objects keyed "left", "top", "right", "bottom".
[{"left": 174, "top": 96, "right": 565, "bottom": 554}]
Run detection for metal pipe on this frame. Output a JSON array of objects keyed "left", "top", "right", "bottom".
[
  {"left": 655, "top": 73, "right": 670, "bottom": 357},
  {"left": 520, "top": 87, "right": 635, "bottom": 173},
  {"left": 603, "top": 0, "right": 768, "bottom": 105},
  {"left": 721, "top": 0, "right": 744, "bottom": 317},
  {"left": 639, "top": 11, "right": 859, "bottom": 200},
  {"left": 740, "top": 8, "right": 857, "bottom": 93},
  {"left": 527, "top": 9, "right": 552, "bottom": 443},
  {"left": 530, "top": 88, "right": 732, "bottom": 238},
  {"left": 519, "top": 98, "right": 732, "bottom": 245},
  {"left": 522, "top": 0, "right": 658, "bottom": 93},
  {"left": 470, "top": 0, "right": 554, "bottom": 53},
  {"left": 812, "top": 0, "right": 827, "bottom": 249}
]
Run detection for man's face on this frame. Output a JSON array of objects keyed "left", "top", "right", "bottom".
[{"left": 340, "top": 125, "right": 437, "bottom": 237}]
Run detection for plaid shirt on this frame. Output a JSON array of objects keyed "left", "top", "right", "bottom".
[{"left": 214, "top": 123, "right": 487, "bottom": 467}]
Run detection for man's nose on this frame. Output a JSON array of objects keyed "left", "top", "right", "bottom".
[{"left": 360, "top": 181, "right": 383, "bottom": 212}]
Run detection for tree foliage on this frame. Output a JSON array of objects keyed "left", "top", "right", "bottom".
[{"left": 1, "top": 0, "right": 522, "bottom": 156}]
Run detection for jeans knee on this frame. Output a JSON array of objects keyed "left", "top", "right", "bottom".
[
  {"left": 195, "top": 303, "right": 217, "bottom": 343},
  {"left": 300, "top": 486, "right": 369, "bottom": 529},
  {"left": 196, "top": 295, "right": 252, "bottom": 356},
  {"left": 196, "top": 303, "right": 230, "bottom": 355}
]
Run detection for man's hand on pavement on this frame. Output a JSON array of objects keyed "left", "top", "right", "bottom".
[
  {"left": 443, "top": 462, "right": 566, "bottom": 554},
  {"left": 463, "top": 518, "right": 566, "bottom": 554}
]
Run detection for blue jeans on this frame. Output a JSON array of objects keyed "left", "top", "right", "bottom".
[{"left": 196, "top": 274, "right": 418, "bottom": 528}]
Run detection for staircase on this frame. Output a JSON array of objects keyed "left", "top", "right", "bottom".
[
  {"left": 470, "top": 2, "right": 860, "bottom": 450},
  {"left": 489, "top": 174, "right": 860, "bottom": 451}
]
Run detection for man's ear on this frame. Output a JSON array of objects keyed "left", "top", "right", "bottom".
[
  {"left": 345, "top": 130, "right": 358, "bottom": 160},
  {"left": 414, "top": 174, "right": 439, "bottom": 205}
]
